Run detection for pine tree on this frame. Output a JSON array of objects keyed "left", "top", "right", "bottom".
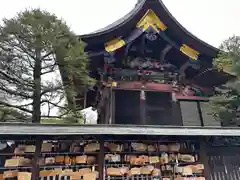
[{"left": 0, "top": 9, "right": 94, "bottom": 123}]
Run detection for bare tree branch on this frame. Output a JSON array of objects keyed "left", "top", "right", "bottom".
[
  {"left": 42, "top": 50, "right": 55, "bottom": 60},
  {"left": 40, "top": 85, "right": 63, "bottom": 96},
  {"left": 41, "top": 100, "right": 65, "bottom": 109},
  {"left": 0, "top": 86, "right": 32, "bottom": 99}
]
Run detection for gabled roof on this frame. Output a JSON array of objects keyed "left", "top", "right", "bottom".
[{"left": 80, "top": 0, "right": 218, "bottom": 58}]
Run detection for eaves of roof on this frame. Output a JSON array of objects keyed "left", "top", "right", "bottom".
[{"left": 78, "top": 0, "right": 219, "bottom": 57}]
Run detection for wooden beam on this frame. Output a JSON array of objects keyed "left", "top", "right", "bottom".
[
  {"left": 179, "top": 61, "right": 200, "bottom": 82},
  {"left": 160, "top": 44, "right": 172, "bottom": 63},
  {"left": 112, "top": 81, "right": 172, "bottom": 92}
]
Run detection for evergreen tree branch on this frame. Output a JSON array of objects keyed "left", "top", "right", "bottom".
[
  {"left": 0, "top": 101, "right": 33, "bottom": 114},
  {"left": 0, "top": 8, "right": 94, "bottom": 123}
]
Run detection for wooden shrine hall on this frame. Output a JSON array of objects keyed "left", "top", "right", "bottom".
[
  {"left": 0, "top": 1, "right": 238, "bottom": 180},
  {"left": 68, "top": 0, "right": 234, "bottom": 127}
]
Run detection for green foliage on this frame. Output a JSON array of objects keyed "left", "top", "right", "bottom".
[
  {"left": 0, "top": 8, "right": 94, "bottom": 123},
  {"left": 41, "top": 117, "right": 83, "bottom": 124},
  {"left": 0, "top": 106, "right": 31, "bottom": 122},
  {"left": 211, "top": 36, "right": 240, "bottom": 126}
]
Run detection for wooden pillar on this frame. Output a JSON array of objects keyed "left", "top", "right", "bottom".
[
  {"left": 31, "top": 136, "right": 42, "bottom": 180},
  {"left": 83, "top": 88, "right": 87, "bottom": 109},
  {"left": 197, "top": 101, "right": 204, "bottom": 126},
  {"left": 160, "top": 44, "right": 172, "bottom": 63},
  {"left": 111, "top": 89, "right": 115, "bottom": 124},
  {"left": 140, "top": 89, "right": 146, "bottom": 125},
  {"left": 109, "top": 87, "right": 113, "bottom": 124},
  {"left": 104, "top": 88, "right": 110, "bottom": 124},
  {"left": 199, "top": 137, "right": 210, "bottom": 180},
  {"left": 98, "top": 135, "right": 105, "bottom": 180},
  {"left": 171, "top": 100, "right": 183, "bottom": 126}
]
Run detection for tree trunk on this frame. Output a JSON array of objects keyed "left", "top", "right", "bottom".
[{"left": 32, "top": 49, "right": 41, "bottom": 123}]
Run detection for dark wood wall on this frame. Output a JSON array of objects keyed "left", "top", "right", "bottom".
[
  {"left": 114, "top": 90, "right": 140, "bottom": 124},
  {"left": 113, "top": 90, "right": 183, "bottom": 126},
  {"left": 110, "top": 89, "right": 220, "bottom": 127},
  {"left": 207, "top": 147, "right": 240, "bottom": 180}
]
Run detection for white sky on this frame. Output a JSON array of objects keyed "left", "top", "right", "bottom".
[{"left": 0, "top": 0, "right": 239, "bottom": 48}]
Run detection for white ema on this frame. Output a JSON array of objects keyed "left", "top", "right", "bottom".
[{"left": 80, "top": 106, "right": 98, "bottom": 124}]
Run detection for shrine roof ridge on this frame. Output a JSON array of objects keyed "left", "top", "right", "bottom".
[{"left": 78, "top": 0, "right": 218, "bottom": 57}]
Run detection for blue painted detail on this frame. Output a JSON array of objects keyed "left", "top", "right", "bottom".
[
  {"left": 124, "top": 42, "right": 132, "bottom": 56},
  {"left": 104, "top": 52, "right": 116, "bottom": 63},
  {"left": 124, "top": 27, "right": 144, "bottom": 44},
  {"left": 157, "top": 29, "right": 179, "bottom": 49},
  {"left": 188, "top": 57, "right": 199, "bottom": 63},
  {"left": 90, "top": 27, "right": 144, "bottom": 57}
]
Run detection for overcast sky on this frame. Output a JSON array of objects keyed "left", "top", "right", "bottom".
[{"left": 0, "top": 0, "right": 239, "bottom": 48}]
